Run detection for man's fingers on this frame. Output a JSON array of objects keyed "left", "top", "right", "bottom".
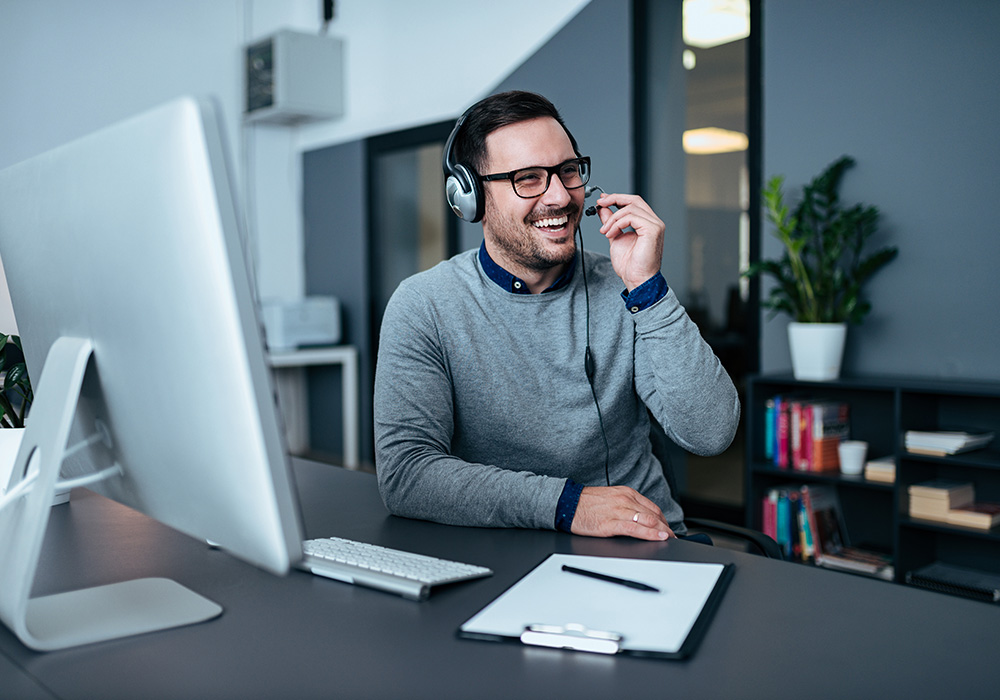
[
  {"left": 596, "top": 195, "right": 659, "bottom": 232},
  {"left": 630, "top": 510, "right": 676, "bottom": 540},
  {"left": 573, "top": 485, "right": 676, "bottom": 541}
]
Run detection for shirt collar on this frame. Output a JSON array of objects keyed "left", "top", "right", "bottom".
[{"left": 478, "top": 241, "right": 576, "bottom": 294}]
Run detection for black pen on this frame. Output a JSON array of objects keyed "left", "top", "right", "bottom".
[{"left": 561, "top": 564, "right": 660, "bottom": 593}]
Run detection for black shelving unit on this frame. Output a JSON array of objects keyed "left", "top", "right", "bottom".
[{"left": 747, "top": 374, "right": 1000, "bottom": 601}]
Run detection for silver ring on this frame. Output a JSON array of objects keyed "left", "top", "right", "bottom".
[{"left": 632, "top": 512, "right": 640, "bottom": 523}]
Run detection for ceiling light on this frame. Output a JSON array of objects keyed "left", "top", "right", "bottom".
[
  {"left": 683, "top": 127, "right": 749, "bottom": 155},
  {"left": 683, "top": 0, "right": 750, "bottom": 49}
]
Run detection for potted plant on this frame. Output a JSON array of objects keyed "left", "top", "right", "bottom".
[
  {"left": 744, "top": 156, "right": 898, "bottom": 380},
  {"left": 0, "top": 334, "right": 33, "bottom": 428}
]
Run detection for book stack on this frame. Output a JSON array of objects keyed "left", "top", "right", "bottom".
[
  {"left": 904, "top": 430, "right": 994, "bottom": 456},
  {"left": 764, "top": 396, "right": 850, "bottom": 472},
  {"left": 863, "top": 456, "right": 896, "bottom": 483},
  {"left": 907, "top": 480, "right": 974, "bottom": 523},
  {"left": 907, "top": 479, "right": 1000, "bottom": 530},
  {"left": 946, "top": 503, "right": 1000, "bottom": 529},
  {"left": 762, "top": 485, "right": 833, "bottom": 563},
  {"left": 761, "top": 484, "right": 893, "bottom": 579}
]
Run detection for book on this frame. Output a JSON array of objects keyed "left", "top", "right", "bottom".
[
  {"left": 817, "top": 547, "right": 894, "bottom": 581},
  {"left": 908, "top": 500, "right": 952, "bottom": 522},
  {"left": 799, "top": 486, "right": 819, "bottom": 562},
  {"left": 904, "top": 430, "right": 994, "bottom": 456},
  {"left": 764, "top": 398, "right": 776, "bottom": 462},
  {"left": 863, "top": 456, "right": 896, "bottom": 483},
  {"left": 774, "top": 488, "right": 790, "bottom": 555},
  {"left": 945, "top": 502, "right": 1000, "bottom": 530},
  {"left": 907, "top": 506, "right": 951, "bottom": 524},
  {"left": 803, "top": 485, "right": 847, "bottom": 559},
  {"left": 761, "top": 491, "right": 778, "bottom": 542},
  {"left": 786, "top": 489, "right": 802, "bottom": 561},
  {"left": 791, "top": 399, "right": 820, "bottom": 471},
  {"left": 907, "top": 479, "right": 975, "bottom": 506},
  {"left": 905, "top": 562, "right": 1000, "bottom": 603},
  {"left": 796, "top": 495, "right": 814, "bottom": 561},
  {"left": 775, "top": 396, "right": 791, "bottom": 469},
  {"left": 790, "top": 400, "right": 805, "bottom": 470}
]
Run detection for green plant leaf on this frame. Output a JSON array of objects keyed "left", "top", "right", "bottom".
[
  {"left": 856, "top": 247, "right": 899, "bottom": 284},
  {"left": 0, "top": 335, "right": 32, "bottom": 427},
  {"left": 5, "top": 362, "right": 29, "bottom": 391},
  {"left": 744, "top": 156, "right": 897, "bottom": 325}
]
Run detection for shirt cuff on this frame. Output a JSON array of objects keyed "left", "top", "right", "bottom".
[
  {"left": 554, "top": 479, "right": 584, "bottom": 533},
  {"left": 620, "top": 272, "right": 668, "bottom": 314}
]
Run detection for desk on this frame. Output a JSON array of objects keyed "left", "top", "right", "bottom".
[
  {"left": 268, "top": 346, "right": 359, "bottom": 468},
  {"left": 2, "top": 460, "right": 1000, "bottom": 699}
]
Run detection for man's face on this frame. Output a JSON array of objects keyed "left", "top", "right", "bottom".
[{"left": 480, "top": 117, "right": 585, "bottom": 273}]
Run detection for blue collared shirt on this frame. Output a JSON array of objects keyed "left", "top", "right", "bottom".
[
  {"left": 477, "top": 241, "right": 576, "bottom": 294},
  {"left": 477, "top": 241, "right": 669, "bottom": 532}
]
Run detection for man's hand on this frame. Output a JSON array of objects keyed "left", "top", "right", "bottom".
[
  {"left": 595, "top": 193, "right": 665, "bottom": 292},
  {"left": 570, "top": 485, "right": 676, "bottom": 541}
]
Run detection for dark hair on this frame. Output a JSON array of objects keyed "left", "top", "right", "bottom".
[{"left": 453, "top": 90, "right": 580, "bottom": 176}]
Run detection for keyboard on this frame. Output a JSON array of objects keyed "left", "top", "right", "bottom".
[{"left": 299, "top": 536, "right": 493, "bottom": 601}]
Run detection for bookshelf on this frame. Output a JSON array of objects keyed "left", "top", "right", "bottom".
[{"left": 747, "top": 374, "right": 1000, "bottom": 602}]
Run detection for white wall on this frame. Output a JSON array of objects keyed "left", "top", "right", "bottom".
[{"left": 0, "top": 0, "right": 589, "bottom": 333}]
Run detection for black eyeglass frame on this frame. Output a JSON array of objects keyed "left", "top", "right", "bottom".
[{"left": 479, "top": 156, "right": 591, "bottom": 199}]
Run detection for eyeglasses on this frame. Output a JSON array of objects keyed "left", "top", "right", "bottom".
[{"left": 480, "top": 157, "right": 591, "bottom": 199}]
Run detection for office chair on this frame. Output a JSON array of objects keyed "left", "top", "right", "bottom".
[{"left": 649, "top": 416, "right": 783, "bottom": 560}]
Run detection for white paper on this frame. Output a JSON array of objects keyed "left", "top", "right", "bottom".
[{"left": 460, "top": 553, "right": 726, "bottom": 655}]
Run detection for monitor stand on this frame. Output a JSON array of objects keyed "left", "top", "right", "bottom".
[{"left": 0, "top": 337, "right": 222, "bottom": 651}]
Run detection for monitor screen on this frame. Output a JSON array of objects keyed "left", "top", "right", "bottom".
[{"left": 0, "top": 97, "right": 304, "bottom": 650}]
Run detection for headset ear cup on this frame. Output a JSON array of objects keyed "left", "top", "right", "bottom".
[{"left": 445, "top": 163, "right": 484, "bottom": 223}]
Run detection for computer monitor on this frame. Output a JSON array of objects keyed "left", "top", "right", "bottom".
[{"left": 0, "top": 97, "right": 303, "bottom": 650}]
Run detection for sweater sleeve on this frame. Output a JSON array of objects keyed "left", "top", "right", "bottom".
[
  {"left": 632, "top": 288, "right": 740, "bottom": 456},
  {"left": 373, "top": 283, "right": 566, "bottom": 529}
]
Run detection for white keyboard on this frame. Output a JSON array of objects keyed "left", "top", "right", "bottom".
[{"left": 300, "top": 536, "right": 493, "bottom": 601}]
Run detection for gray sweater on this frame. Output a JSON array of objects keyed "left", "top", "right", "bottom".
[{"left": 374, "top": 248, "right": 739, "bottom": 531}]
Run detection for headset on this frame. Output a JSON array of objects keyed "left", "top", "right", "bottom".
[
  {"left": 443, "top": 108, "right": 588, "bottom": 224},
  {"left": 442, "top": 110, "right": 485, "bottom": 223}
]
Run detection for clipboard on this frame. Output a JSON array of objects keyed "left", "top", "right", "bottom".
[{"left": 458, "top": 553, "right": 733, "bottom": 659}]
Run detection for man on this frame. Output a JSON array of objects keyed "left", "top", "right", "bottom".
[{"left": 374, "top": 91, "right": 738, "bottom": 541}]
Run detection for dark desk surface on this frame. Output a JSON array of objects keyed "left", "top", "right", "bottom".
[{"left": 3, "top": 459, "right": 1000, "bottom": 699}]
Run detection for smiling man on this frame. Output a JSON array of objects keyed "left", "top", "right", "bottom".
[{"left": 374, "top": 91, "right": 739, "bottom": 541}]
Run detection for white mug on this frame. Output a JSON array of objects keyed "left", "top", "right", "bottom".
[{"left": 838, "top": 440, "right": 868, "bottom": 475}]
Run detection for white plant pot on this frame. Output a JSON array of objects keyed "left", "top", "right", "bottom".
[{"left": 787, "top": 322, "right": 847, "bottom": 381}]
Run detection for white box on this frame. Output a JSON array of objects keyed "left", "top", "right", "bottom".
[
  {"left": 262, "top": 297, "right": 341, "bottom": 351},
  {"left": 245, "top": 30, "right": 344, "bottom": 125}
]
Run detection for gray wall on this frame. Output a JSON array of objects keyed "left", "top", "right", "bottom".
[
  {"left": 762, "top": 0, "right": 1000, "bottom": 380},
  {"left": 302, "top": 140, "right": 370, "bottom": 461}
]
